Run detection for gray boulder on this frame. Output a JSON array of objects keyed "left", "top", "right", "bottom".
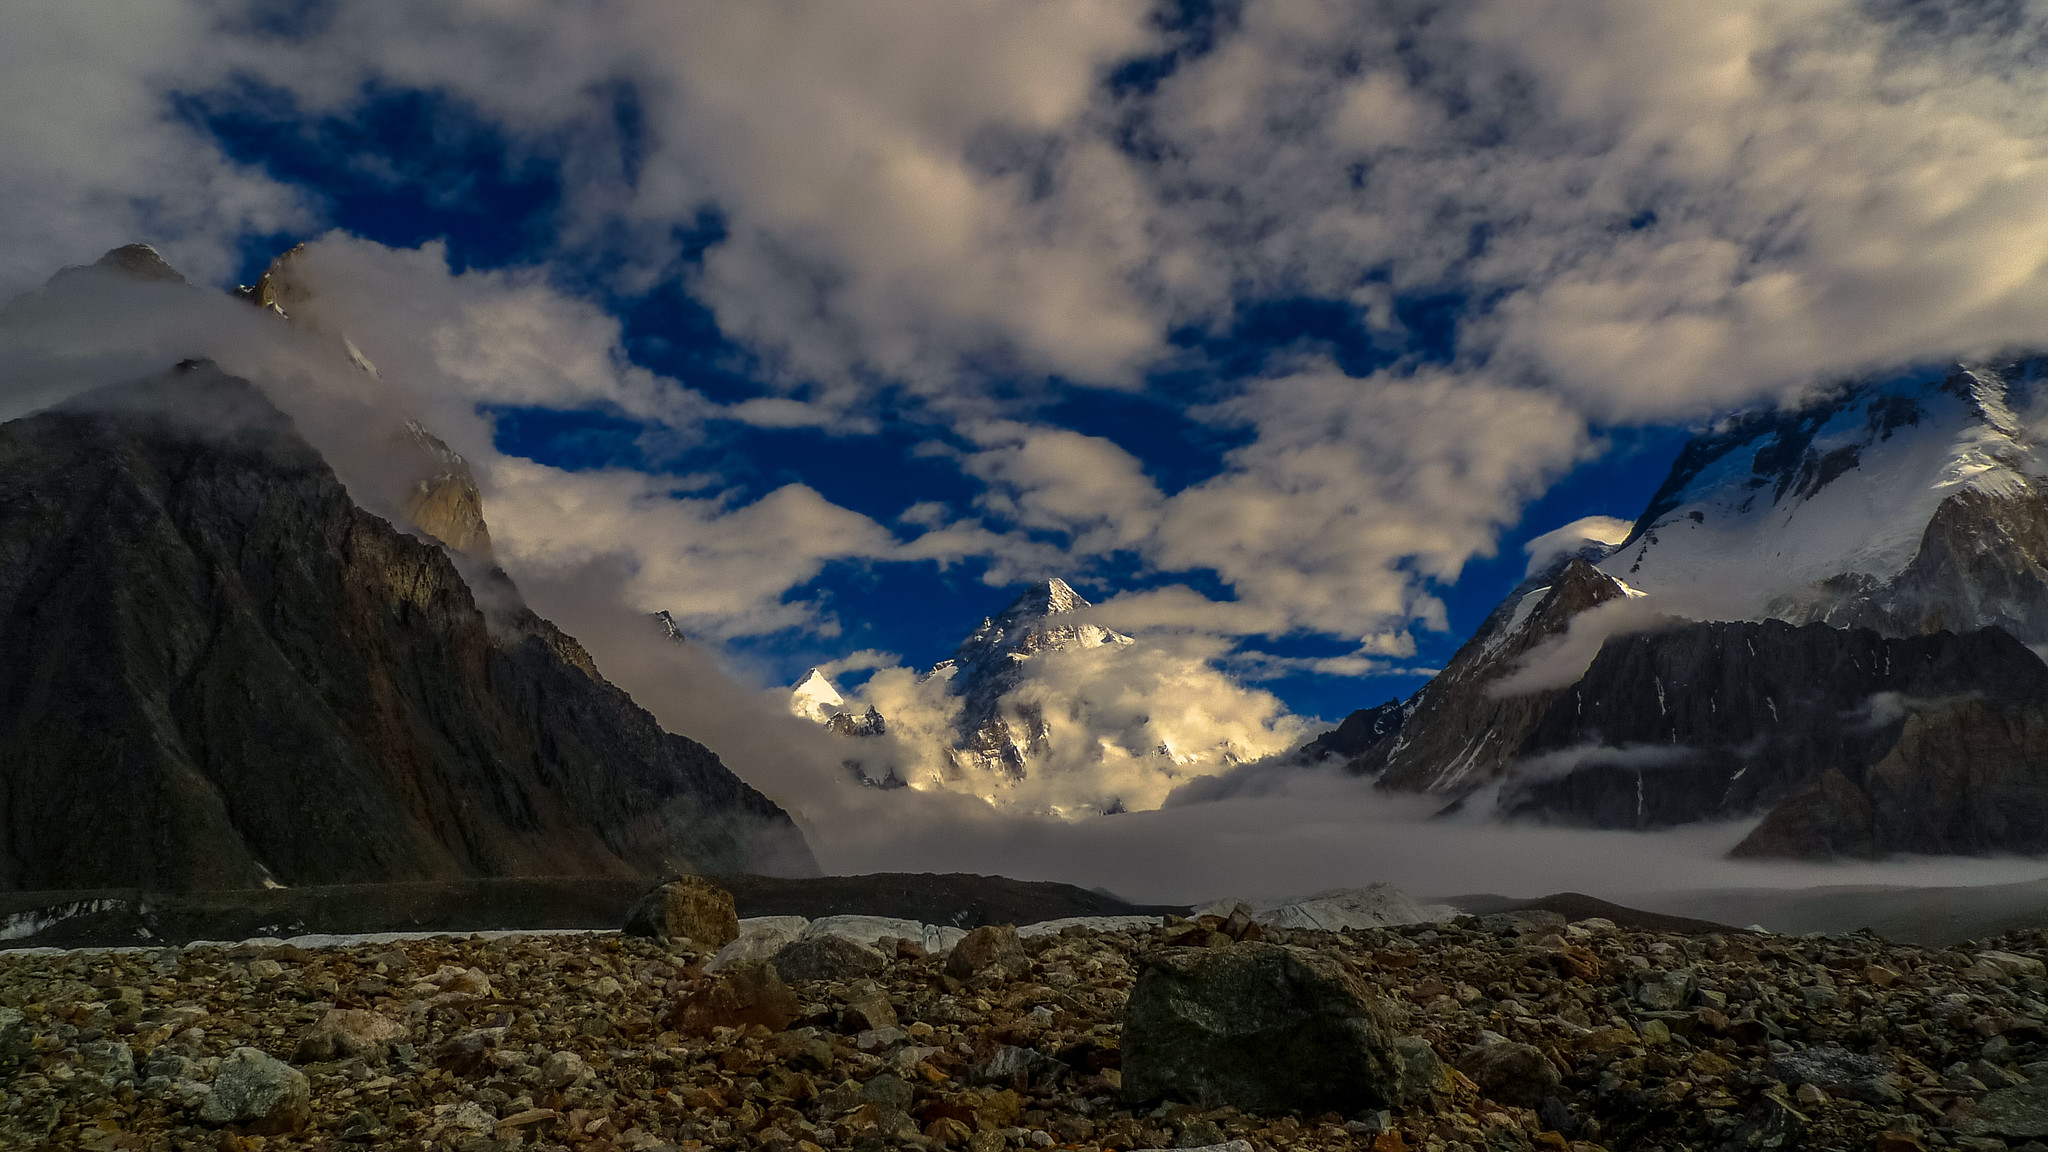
[
  {"left": 198, "top": 1047, "right": 311, "bottom": 1133},
  {"left": 1457, "top": 1040, "right": 1562, "bottom": 1107},
  {"left": 293, "top": 1008, "right": 407, "bottom": 1063},
  {"left": 1970, "top": 1082, "right": 2048, "bottom": 1139},
  {"left": 1122, "top": 941, "right": 1404, "bottom": 1115},
  {"left": 771, "top": 934, "right": 889, "bottom": 983}
]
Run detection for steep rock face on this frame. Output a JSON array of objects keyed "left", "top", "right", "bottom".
[
  {"left": 1359, "top": 559, "right": 1630, "bottom": 795},
  {"left": 1501, "top": 620, "right": 2048, "bottom": 832},
  {"left": 1733, "top": 696, "right": 2048, "bottom": 858},
  {"left": 1299, "top": 699, "right": 1402, "bottom": 763},
  {"left": 397, "top": 419, "right": 494, "bottom": 560},
  {"left": 0, "top": 365, "right": 812, "bottom": 891},
  {"left": 1341, "top": 357, "right": 2048, "bottom": 855}
]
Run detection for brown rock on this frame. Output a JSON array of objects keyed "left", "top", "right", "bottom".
[
  {"left": 624, "top": 876, "right": 740, "bottom": 947},
  {"left": 292, "top": 1008, "right": 406, "bottom": 1063},
  {"left": 1456, "top": 1041, "right": 1563, "bottom": 1108},
  {"left": 945, "top": 924, "right": 1029, "bottom": 980},
  {"left": 669, "top": 961, "right": 800, "bottom": 1034},
  {"left": 841, "top": 990, "right": 899, "bottom": 1033}
]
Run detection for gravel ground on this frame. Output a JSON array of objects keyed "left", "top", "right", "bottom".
[{"left": 9, "top": 907, "right": 2048, "bottom": 1152}]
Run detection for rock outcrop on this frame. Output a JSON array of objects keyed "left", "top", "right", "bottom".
[
  {"left": 1121, "top": 941, "right": 1406, "bottom": 1115},
  {"left": 1355, "top": 558, "right": 1632, "bottom": 795},
  {"left": 1324, "top": 357, "right": 2048, "bottom": 856},
  {"left": 1734, "top": 695, "right": 2048, "bottom": 858},
  {"left": 1500, "top": 620, "right": 2048, "bottom": 838},
  {"left": 0, "top": 362, "right": 811, "bottom": 891}
]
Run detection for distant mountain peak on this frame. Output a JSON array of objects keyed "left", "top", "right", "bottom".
[
  {"left": 1004, "top": 576, "right": 1087, "bottom": 618},
  {"left": 790, "top": 667, "right": 846, "bottom": 722},
  {"left": 93, "top": 244, "right": 185, "bottom": 284}
]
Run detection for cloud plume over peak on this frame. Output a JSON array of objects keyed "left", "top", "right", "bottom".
[{"left": 13, "top": 0, "right": 2048, "bottom": 814}]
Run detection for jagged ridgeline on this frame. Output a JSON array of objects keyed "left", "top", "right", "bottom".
[
  {"left": 0, "top": 247, "right": 814, "bottom": 891},
  {"left": 1317, "top": 359, "right": 2048, "bottom": 859}
]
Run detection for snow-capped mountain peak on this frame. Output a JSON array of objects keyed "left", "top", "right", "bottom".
[
  {"left": 954, "top": 578, "right": 1131, "bottom": 674},
  {"left": 790, "top": 667, "right": 845, "bottom": 722},
  {"left": 1594, "top": 357, "right": 2048, "bottom": 638}
]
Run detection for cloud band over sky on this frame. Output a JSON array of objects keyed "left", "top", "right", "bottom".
[{"left": 9, "top": 0, "right": 2048, "bottom": 718}]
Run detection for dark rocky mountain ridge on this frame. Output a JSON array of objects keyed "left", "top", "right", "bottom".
[
  {"left": 0, "top": 358, "right": 812, "bottom": 891},
  {"left": 1310, "top": 361, "right": 2048, "bottom": 858}
]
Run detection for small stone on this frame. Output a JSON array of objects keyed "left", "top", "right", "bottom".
[
  {"left": 1639, "top": 1018, "right": 1672, "bottom": 1046},
  {"left": 247, "top": 958, "right": 285, "bottom": 980},
  {"left": 842, "top": 983, "right": 899, "bottom": 1032},
  {"left": 424, "top": 964, "right": 492, "bottom": 997},
  {"left": 623, "top": 875, "right": 741, "bottom": 947},
  {"left": 197, "top": 1047, "right": 312, "bottom": 1134},
  {"left": 539, "top": 1051, "right": 593, "bottom": 1089},
  {"left": 861, "top": 1072, "right": 915, "bottom": 1112},
  {"left": 972, "top": 1044, "right": 1051, "bottom": 1086},
  {"left": 1635, "top": 968, "right": 1696, "bottom": 1011}
]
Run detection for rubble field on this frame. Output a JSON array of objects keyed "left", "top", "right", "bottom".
[{"left": 10, "top": 906, "right": 2048, "bottom": 1152}]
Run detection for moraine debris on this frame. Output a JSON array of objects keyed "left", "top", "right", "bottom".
[{"left": 6, "top": 900, "right": 2048, "bottom": 1151}]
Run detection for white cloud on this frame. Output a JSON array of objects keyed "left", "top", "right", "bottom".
[
  {"left": 22, "top": 2, "right": 2048, "bottom": 884},
  {"left": 1522, "top": 514, "right": 1634, "bottom": 578},
  {"left": 0, "top": 7, "right": 312, "bottom": 298},
  {"left": 1146, "top": 367, "right": 1593, "bottom": 638}
]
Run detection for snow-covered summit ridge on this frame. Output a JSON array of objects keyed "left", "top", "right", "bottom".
[
  {"left": 1578, "top": 357, "right": 2048, "bottom": 639},
  {"left": 951, "top": 577, "right": 1132, "bottom": 677},
  {"left": 786, "top": 576, "right": 1304, "bottom": 815}
]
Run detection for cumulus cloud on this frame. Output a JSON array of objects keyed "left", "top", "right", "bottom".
[
  {"left": 0, "top": 7, "right": 311, "bottom": 298},
  {"left": 23, "top": 1, "right": 2048, "bottom": 895},
  {"left": 27, "top": 0, "right": 2048, "bottom": 666},
  {"left": 807, "top": 628, "right": 1313, "bottom": 816}
]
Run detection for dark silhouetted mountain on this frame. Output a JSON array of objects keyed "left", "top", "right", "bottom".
[{"left": 0, "top": 361, "right": 812, "bottom": 891}]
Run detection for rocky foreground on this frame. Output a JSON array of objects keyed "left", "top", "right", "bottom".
[{"left": 11, "top": 896, "right": 2048, "bottom": 1152}]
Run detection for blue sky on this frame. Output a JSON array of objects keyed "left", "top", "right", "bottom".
[
  {"left": 11, "top": 2, "right": 2040, "bottom": 737},
  {"left": 180, "top": 73, "right": 1698, "bottom": 722}
]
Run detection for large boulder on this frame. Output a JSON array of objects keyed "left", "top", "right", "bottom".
[
  {"left": 707, "top": 916, "right": 811, "bottom": 973},
  {"left": 667, "top": 961, "right": 801, "bottom": 1035},
  {"left": 1457, "top": 1040, "right": 1561, "bottom": 1107},
  {"left": 945, "top": 923, "right": 1029, "bottom": 981},
  {"left": 1121, "top": 941, "right": 1405, "bottom": 1115},
  {"left": 624, "top": 876, "right": 739, "bottom": 948},
  {"left": 198, "top": 1047, "right": 312, "bottom": 1133},
  {"left": 771, "top": 934, "right": 890, "bottom": 983}
]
